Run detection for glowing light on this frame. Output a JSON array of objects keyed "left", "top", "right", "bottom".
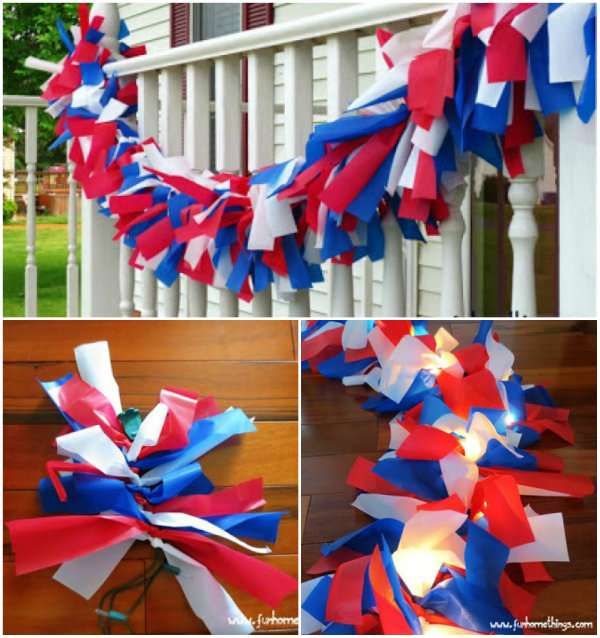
[
  {"left": 423, "top": 351, "right": 459, "bottom": 377},
  {"left": 393, "top": 548, "right": 443, "bottom": 597},
  {"left": 460, "top": 433, "right": 482, "bottom": 462},
  {"left": 504, "top": 412, "right": 516, "bottom": 426}
]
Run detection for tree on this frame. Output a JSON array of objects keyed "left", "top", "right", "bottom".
[{"left": 3, "top": 3, "right": 79, "bottom": 168}]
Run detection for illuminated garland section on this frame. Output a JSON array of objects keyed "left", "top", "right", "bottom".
[
  {"left": 35, "top": 3, "right": 595, "bottom": 301},
  {"left": 300, "top": 320, "right": 594, "bottom": 634}
]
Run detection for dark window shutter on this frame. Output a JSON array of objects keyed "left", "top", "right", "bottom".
[
  {"left": 242, "top": 3, "right": 274, "bottom": 30},
  {"left": 170, "top": 3, "right": 190, "bottom": 47},
  {"left": 171, "top": 4, "right": 190, "bottom": 151},
  {"left": 241, "top": 4, "right": 273, "bottom": 173}
]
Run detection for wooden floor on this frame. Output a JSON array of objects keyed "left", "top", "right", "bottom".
[
  {"left": 4, "top": 319, "right": 299, "bottom": 635},
  {"left": 301, "top": 320, "right": 597, "bottom": 634}
]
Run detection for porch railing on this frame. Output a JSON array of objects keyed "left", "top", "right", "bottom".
[
  {"left": 3, "top": 94, "right": 80, "bottom": 317},
  {"left": 104, "top": 2, "right": 449, "bottom": 318},
  {"left": 8, "top": 3, "right": 596, "bottom": 318}
]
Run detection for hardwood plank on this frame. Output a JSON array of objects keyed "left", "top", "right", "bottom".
[
  {"left": 301, "top": 496, "right": 310, "bottom": 538},
  {"left": 433, "top": 319, "right": 594, "bottom": 339},
  {"left": 302, "top": 492, "right": 371, "bottom": 546},
  {"left": 145, "top": 555, "right": 298, "bottom": 634},
  {"left": 3, "top": 320, "right": 296, "bottom": 362},
  {"left": 301, "top": 452, "right": 379, "bottom": 496},
  {"left": 532, "top": 579, "right": 596, "bottom": 632},
  {"left": 301, "top": 543, "right": 323, "bottom": 581},
  {"left": 4, "top": 360, "right": 297, "bottom": 423},
  {"left": 4, "top": 559, "right": 147, "bottom": 634},
  {"left": 4, "top": 422, "right": 298, "bottom": 490},
  {"left": 291, "top": 321, "right": 298, "bottom": 361}
]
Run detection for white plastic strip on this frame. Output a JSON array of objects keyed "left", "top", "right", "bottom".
[
  {"left": 53, "top": 538, "right": 138, "bottom": 599},
  {"left": 547, "top": 3, "right": 592, "bottom": 83},
  {"left": 126, "top": 402, "right": 169, "bottom": 461},
  {"left": 74, "top": 341, "right": 123, "bottom": 415},
  {"left": 56, "top": 426, "right": 140, "bottom": 483},
  {"left": 508, "top": 512, "right": 569, "bottom": 563},
  {"left": 141, "top": 510, "right": 271, "bottom": 555},
  {"left": 352, "top": 493, "right": 424, "bottom": 521}
]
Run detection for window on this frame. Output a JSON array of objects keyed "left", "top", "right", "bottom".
[
  {"left": 170, "top": 3, "right": 274, "bottom": 171},
  {"left": 193, "top": 3, "right": 242, "bottom": 41}
]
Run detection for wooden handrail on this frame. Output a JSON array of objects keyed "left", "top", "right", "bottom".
[{"left": 104, "top": 2, "right": 446, "bottom": 76}]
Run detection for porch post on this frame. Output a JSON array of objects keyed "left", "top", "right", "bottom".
[
  {"left": 81, "top": 198, "right": 120, "bottom": 317},
  {"left": 558, "top": 110, "right": 596, "bottom": 316},
  {"left": 81, "top": 3, "right": 121, "bottom": 317}
]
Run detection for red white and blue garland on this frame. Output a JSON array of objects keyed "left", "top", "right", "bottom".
[
  {"left": 300, "top": 320, "right": 594, "bottom": 634},
  {"left": 6, "top": 340, "right": 297, "bottom": 634},
  {"left": 32, "top": 3, "right": 595, "bottom": 302}
]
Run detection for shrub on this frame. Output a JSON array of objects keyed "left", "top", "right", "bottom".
[{"left": 3, "top": 199, "right": 17, "bottom": 224}]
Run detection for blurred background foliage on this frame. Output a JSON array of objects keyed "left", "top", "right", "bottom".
[{"left": 3, "top": 3, "right": 78, "bottom": 167}]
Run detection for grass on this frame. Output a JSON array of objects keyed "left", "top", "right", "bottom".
[{"left": 3, "top": 215, "right": 80, "bottom": 317}]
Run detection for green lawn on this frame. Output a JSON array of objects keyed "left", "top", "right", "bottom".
[{"left": 3, "top": 215, "right": 80, "bottom": 317}]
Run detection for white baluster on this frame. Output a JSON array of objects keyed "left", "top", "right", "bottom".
[
  {"left": 248, "top": 49, "right": 275, "bottom": 317},
  {"left": 215, "top": 55, "right": 242, "bottom": 317},
  {"left": 362, "top": 260, "right": 373, "bottom": 316},
  {"left": 439, "top": 184, "right": 467, "bottom": 317},
  {"left": 66, "top": 141, "right": 79, "bottom": 317},
  {"left": 289, "top": 289, "right": 310, "bottom": 317},
  {"left": 159, "top": 65, "right": 183, "bottom": 317},
  {"left": 138, "top": 71, "right": 159, "bottom": 317},
  {"left": 24, "top": 106, "right": 38, "bottom": 317},
  {"left": 140, "top": 269, "right": 157, "bottom": 318},
  {"left": 381, "top": 212, "right": 405, "bottom": 316},
  {"left": 284, "top": 42, "right": 313, "bottom": 317},
  {"left": 507, "top": 138, "right": 543, "bottom": 317},
  {"left": 185, "top": 61, "right": 210, "bottom": 317},
  {"left": 327, "top": 33, "right": 357, "bottom": 317},
  {"left": 119, "top": 241, "right": 134, "bottom": 316}
]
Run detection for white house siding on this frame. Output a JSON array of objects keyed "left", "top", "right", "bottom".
[
  {"left": 117, "top": 2, "right": 442, "bottom": 317},
  {"left": 118, "top": 3, "right": 171, "bottom": 52}
]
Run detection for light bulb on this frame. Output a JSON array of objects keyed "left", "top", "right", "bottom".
[
  {"left": 504, "top": 412, "right": 516, "bottom": 426},
  {"left": 393, "top": 548, "right": 443, "bottom": 597},
  {"left": 461, "top": 433, "right": 482, "bottom": 462}
]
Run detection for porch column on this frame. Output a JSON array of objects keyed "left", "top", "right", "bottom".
[
  {"left": 81, "top": 198, "right": 120, "bottom": 316},
  {"left": 559, "top": 110, "right": 596, "bottom": 316},
  {"left": 507, "top": 138, "right": 543, "bottom": 318}
]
